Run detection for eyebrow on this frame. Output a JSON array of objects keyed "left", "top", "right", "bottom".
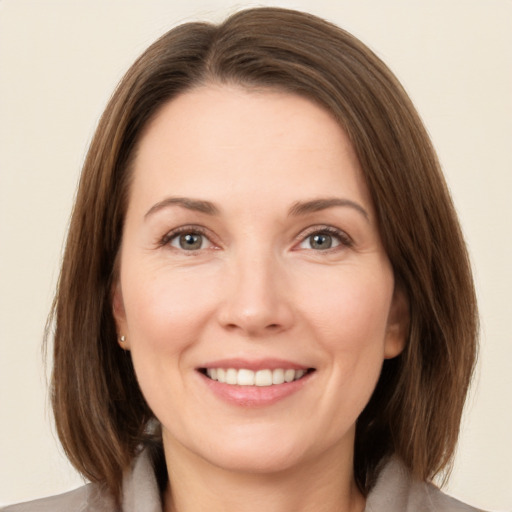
[
  {"left": 288, "top": 198, "right": 369, "bottom": 220},
  {"left": 144, "top": 196, "right": 220, "bottom": 219},
  {"left": 144, "top": 196, "right": 369, "bottom": 221}
]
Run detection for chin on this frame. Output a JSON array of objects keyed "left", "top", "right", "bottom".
[
  {"left": 165, "top": 424, "right": 314, "bottom": 475},
  {"left": 203, "top": 442, "right": 307, "bottom": 475}
]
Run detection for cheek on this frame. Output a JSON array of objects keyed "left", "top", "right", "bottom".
[
  {"left": 299, "top": 267, "right": 394, "bottom": 350},
  {"left": 120, "top": 265, "right": 221, "bottom": 392},
  {"left": 291, "top": 267, "right": 394, "bottom": 440},
  {"left": 120, "top": 267, "right": 217, "bottom": 416},
  {"left": 299, "top": 266, "right": 394, "bottom": 395}
]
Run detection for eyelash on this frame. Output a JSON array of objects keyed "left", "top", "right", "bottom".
[
  {"left": 158, "top": 225, "right": 353, "bottom": 253},
  {"left": 296, "top": 225, "right": 353, "bottom": 252},
  {"left": 159, "top": 226, "right": 214, "bottom": 252}
]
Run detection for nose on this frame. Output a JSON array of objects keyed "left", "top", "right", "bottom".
[{"left": 217, "top": 251, "right": 294, "bottom": 337}]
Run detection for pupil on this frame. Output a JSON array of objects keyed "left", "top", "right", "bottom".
[
  {"left": 311, "top": 234, "right": 332, "bottom": 250},
  {"left": 180, "top": 233, "right": 201, "bottom": 250}
]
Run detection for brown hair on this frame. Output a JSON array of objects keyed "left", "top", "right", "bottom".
[{"left": 48, "top": 6, "right": 478, "bottom": 501}]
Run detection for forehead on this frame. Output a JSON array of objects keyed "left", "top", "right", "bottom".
[{"left": 130, "top": 85, "right": 372, "bottom": 213}]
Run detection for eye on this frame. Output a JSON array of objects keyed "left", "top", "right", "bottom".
[
  {"left": 163, "top": 228, "right": 214, "bottom": 251},
  {"left": 297, "top": 227, "right": 352, "bottom": 251},
  {"left": 171, "top": 233, "right": 206, "bottom": 250},
  {"left": 300, "top": 232, "right": 340, "bottom": 250}
]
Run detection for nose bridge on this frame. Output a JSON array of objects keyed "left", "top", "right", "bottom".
[{"left": 219, "top": 242, "right": 293, "bottom": 335}]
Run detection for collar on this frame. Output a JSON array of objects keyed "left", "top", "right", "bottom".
[{"left": 117, "top": 450, "right": 481, "bottom": 512}]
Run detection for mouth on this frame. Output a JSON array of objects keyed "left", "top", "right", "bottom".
[{"left": 198, "top": 367, "right": 316, "bottom": 387}]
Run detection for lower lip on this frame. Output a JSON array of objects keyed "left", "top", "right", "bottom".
[{"left": 199, "top": 371, "right": 313, "bottom": 407}]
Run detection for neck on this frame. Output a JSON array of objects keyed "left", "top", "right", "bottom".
[{"left": 162, "top": 439, "right": 365, "bottom": 512}]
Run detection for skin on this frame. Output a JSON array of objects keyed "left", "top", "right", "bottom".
[{"left": 113, "top": 85, "right": 408, "bottom": 512}]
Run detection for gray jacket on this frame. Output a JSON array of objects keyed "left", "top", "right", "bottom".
[{"left": 1, "top": 451, "right": 486, "bottom": 512}]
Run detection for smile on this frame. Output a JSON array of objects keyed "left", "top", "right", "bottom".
[
  {"left": 203, "top": 368, "right": 312, "bottom": 386},
  {"left": 198, "top": 363, "right": 316, "bottom": 407}
]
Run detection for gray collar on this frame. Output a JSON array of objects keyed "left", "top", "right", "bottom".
[{"left": 115, "top": 450, "right": 483, "bottom": 512}]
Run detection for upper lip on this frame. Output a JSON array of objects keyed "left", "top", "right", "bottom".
[{"left": 198, "top": 358, "right": 312, "bottom": 372}]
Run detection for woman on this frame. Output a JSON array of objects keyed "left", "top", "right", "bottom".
[{"left": 3, "top": 7, "right": 483, "bottom": 512}]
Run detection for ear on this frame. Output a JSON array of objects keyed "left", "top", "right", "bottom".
[
  {"left": 112, "top": 280, "right": 131, "bottom": 350},
  {"left": 384, "top": 285, "right": 409, "bottom": 359}
]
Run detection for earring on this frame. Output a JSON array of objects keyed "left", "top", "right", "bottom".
[{"left": 119, "top": 335, "right": 126, "bottom": 343}]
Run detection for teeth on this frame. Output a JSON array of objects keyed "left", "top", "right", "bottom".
[
  {"left": 255, "top": 369, "right": 272, "bottom": 386},
  {"left": 237, "top": 369, "right": 255, "bottom": 386},
  {"left": 205, "top": 368, "right": 308, "bottom": 386},
  {"left": 226, "top": 368, "right": 237, "bottom": 385},
  {"left": 272, "top": 368, "right": 285, "bottom": 385},
  {"left": 284, "top": 369, "right": 295, "bottom": 383}
]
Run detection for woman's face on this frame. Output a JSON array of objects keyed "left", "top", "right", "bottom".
[{"left": 113, "top": 85, "right": 407, "bottom": 475}]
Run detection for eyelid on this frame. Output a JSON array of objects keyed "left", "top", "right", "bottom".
[
  {"left": 294, "top": 225, "right": 353, "bottom": 250},
  {"left": 157, "top": 223, "right": 353, "bottom": 252},
  {"left": 159, "top": 225, "right": 218, "bottom": 250}
]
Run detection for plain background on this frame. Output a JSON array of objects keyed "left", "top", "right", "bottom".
[{"left": 0, "top": 0, "right": 511, "bottom": 509}]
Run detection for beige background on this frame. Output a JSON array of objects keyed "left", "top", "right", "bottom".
[{"left": 0, "top": 0, "right": 511, "bottom": 510}]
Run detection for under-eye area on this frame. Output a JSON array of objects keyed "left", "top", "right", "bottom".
[{"left": 198, "top": 368, "right": 316, "bottom": 386}]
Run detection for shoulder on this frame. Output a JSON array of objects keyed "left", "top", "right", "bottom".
[
  {"left": 1, "top": 447, "right": 161, "bottom": 512},
  {"left": 423, "top": 484, "right": 487, "bottom": 512},
  {"left": 366, "top": 458, "right": 487, "bottom": 512},
  {"left": 0, "top": 483, "right": 116, "bottom": 512}
]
